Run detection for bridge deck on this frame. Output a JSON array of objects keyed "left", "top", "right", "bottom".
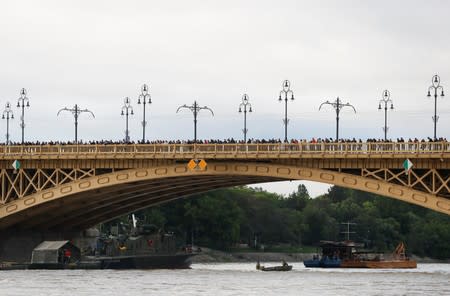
[{"left": 1, "top": 142, "right": 449, "bottom": 160}]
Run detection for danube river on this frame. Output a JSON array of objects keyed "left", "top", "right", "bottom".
[{"left": 1, "top": 263, "right": 449, "bottom": 296}]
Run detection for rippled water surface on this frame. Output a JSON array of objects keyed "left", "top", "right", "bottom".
[{"left": 1, "top": 263, "right": 449, "bottom": 296}]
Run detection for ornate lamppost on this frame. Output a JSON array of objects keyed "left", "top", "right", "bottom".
[
  {"left": 137, "top": 84, "right": 152, "bottom": 142},
  {"left": 378, "top": 90, "right": 394, "bottom": 141},
  {"left": 121, "top": 97, "right": 134, "bottom": 143},
  {"left": 238, "top": 94, "right": 252, "bottom": 142},
  {"left": 427, "top": 74, "right": 445, "bottom": 140},
  {"left": 319, "top": 97, "right": 356, "bottom": 141},
  {"left": 2, "top": 102, "right": 14, "bottom": 145},
  {"left": 278, "top": 80, "right": 294, "bottom": 142},
  {"left": 57, "top": 104, "right": 95, "bottom": 143},
  {"left": 16, "top": 88, "right": 30, "bottom": 144},
  {"left": 176, "top": 101, "right": 214, "bottom": 143}
]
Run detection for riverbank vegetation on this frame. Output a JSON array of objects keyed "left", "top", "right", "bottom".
[{"left": 107, "top": 185, "right": 450, "bottom": 259}]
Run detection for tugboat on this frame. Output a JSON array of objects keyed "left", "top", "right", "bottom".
[
  {"left": 303, "top": 240, "right": 351, "bottom": 268},
  {"left": 303, "top": 240, "right": 416, "bottom": 269}
]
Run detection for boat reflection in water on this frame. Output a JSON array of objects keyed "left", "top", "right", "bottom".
[{"left": 304, "top": 241, "right": 416, "bottom": 269}]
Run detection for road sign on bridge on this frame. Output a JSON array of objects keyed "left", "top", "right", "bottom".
[{"left": 187, "top": 159, "right": 208, "bottom": 171}]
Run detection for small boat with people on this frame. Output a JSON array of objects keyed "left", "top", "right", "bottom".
[
  {"left": 256, "top": 260, "right": 293, "bottom": 271},
  {"left": 303, "top": 240, "right": 416, "bottom": 269}
]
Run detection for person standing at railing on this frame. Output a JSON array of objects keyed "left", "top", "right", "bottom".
[
  {"left": 399, "top": 138, "right": 403, "bottom": 151},
  {"left": 358, "top": 139, "right": 363, "bottom": 151}
]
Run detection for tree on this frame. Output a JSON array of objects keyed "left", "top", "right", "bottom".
[
  {"left": 100, "top": 185, "right": 450, "bottom": 258},
  {"left": 284, "top": 184, "right": 311, "bottom": 211}
]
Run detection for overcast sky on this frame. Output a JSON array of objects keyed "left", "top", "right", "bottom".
[{"left": 1, "top": 0, "right": 449, "bottom": 197}]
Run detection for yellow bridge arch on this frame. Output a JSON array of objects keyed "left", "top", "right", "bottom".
[{"left": 1, "top": 159, "right": 449, "bottom": 231}]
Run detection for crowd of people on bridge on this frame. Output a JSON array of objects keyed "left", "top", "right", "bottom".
[{"left": 0, "top": 137, "right": 448, "bottom": 146}]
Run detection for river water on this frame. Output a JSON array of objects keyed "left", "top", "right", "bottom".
[{"left": 1, "top": 263, "right": 449, "bottom": 296}]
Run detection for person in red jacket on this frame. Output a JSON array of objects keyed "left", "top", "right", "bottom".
[{"left": 64, "top": 249, "right": 72, "bottom": 264}]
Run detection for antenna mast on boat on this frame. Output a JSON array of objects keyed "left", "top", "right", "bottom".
[
  {"left": 132, "top": 214, "right": 137, "bottom": 228},
  {"left": 341, "top": 222, "right": 356, "bottom": 241}
]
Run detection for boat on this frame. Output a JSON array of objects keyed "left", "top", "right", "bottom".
[
  {"left": 303, "top": 241, "right": 416, "bottom": 269},
  {"left": 260, "top": 265, "right": 293, "bottom": 271},
  {"left": 2, "top": 223, "right": 197, "bottom": 270},
  {"left": 83, "top": 223, "right": 197, "bottom": 269},
  {"left": 340, "top": 242, "right": 416, "bottom": 269},
  {"left": 304, "top": 240, "right": 356, "bottom": 268},
  {"left": 303, "top": 255, "right": 341, "bottom": 268},
  {"left": 256, "top": 260, "right": 293, "bottom": 271}
]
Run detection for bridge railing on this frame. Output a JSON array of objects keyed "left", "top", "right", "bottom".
[{"left": 0, "top": 142, "right": 449, "bottom": 157}]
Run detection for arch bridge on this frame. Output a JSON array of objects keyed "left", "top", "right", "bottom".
[{"left": 1, "top": 141, "right": 449, "bottom": 232}]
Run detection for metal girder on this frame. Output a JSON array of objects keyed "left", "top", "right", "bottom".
[
  {"left": 1, "top": 168, "right": 99, "bottom": 204},
  {"left": 361, "top": 168, "right": 450, "bottom": 199}
]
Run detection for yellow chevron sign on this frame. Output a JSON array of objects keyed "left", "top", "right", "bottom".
[{"left": 187, "top": 159, "right": 208, "bottom": 171}]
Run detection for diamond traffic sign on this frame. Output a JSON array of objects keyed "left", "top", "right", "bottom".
[
  {"left": 198, "top": 159, "right": 207, "bottom": 170},
  {"left": 187, "top": 159, "right": 198, "bottom": 170},
  {"left": 187, "top": 159, "right": 207, "bottom": 171},
  {"left": 403, "top": 159, "right": 413, "bottom": 174},
  {"left": 12, "top": 160, "right": 21, "bottom": 170}
]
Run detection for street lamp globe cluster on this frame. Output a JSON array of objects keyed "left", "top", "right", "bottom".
[
  {"left": 117, "top": 84, "right": 152, "bottom": 144},
  {"left": 278, "top": 80, "right": 295, "bottom": 143},
  {"left": 137, "top": 84, "right": 152, "bottom": 142},
  {"left": 16, "top": 88, "right": 30, "bottom": 144},
  {"left": 238, "top": 94, "right": 252, "bottom": 142},
  {"left": 121, "top": 97, "right": 134, "bottom": 143},
  {"left": 1, "top": 88, "right": 30, "bottom": 145},
  {"left": 378, "top": 90, "right": 394, "bottom": 141},
  {"left": 427, "top": 74, "right": 445, "bottom": 141},
  {"left": 2, "top": 102, "right": 14, "bottom": 145}
]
